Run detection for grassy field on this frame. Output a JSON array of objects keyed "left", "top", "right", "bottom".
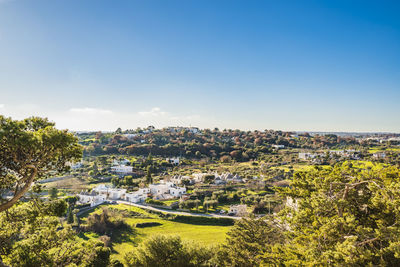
[
  {"left": 80, "top": 204, "right": 231, "bottom": 262},
  {"left": 43, "top": 177, "right": 90, "bottom": 192}
]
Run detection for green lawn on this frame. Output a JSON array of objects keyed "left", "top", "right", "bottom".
[{"left": 80, "top": 204, "right": 231, "bottom": 262}]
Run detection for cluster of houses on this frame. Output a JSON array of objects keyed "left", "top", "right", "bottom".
[
  {"left": 165, "top": 126, "right": 200, "bottom": 134},
  {"left": 110, "top": 158, "right": 133, "bottom": 174},
  {"left": 299, "top": 150, "right": 361, "bottom": 163},
  {"left": 168, "top": 172, "right": 244, "bottom": 186},
  {"left": 77, "top": 180, "right": 187, "bottom": 207}
]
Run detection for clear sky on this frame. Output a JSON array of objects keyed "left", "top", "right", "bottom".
[{"left": 0, "top": 0, "right": 399, "bottom": 132}]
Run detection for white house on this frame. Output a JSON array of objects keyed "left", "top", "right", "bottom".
[
  {"left": 111, "top": 165, "right": 133, "bottom": 174},
  {"left": 92, "top": 184, "right": 111, "bottom": 196},
  {"left": 124, "top": 188, "right": 149, "bottom": 203},
  {"left": 107, "top": 188, "right": 127, "bottom": 200},
  {"left": 373, "top": 152, "right": 386, "bottom": 159},
  {"left": 192, "top": 173, "right": 212, "bottom": 183},
  {"left": 229, "top": 205, "right": 247, "bottom": 216},
  {"left": 149, "top": 183, "right": 170, "bottom": 195},
  {"left": 299, "top": 152, "right": 316, "bottom": 160},
  {"left": 169, "top": 186, "right": 186, "bottom": 197},
  {"left": 166, "top": 157, "right": 180, "bottom": 165},
  {"left": 92, "top": 184, "right": 126, "bottom": 200},
  {"left": 272, "top": 144, "right": 285, "bottom": 149},
  {"left": 77, "top": 191, "right": 106, "bottom": 207},
  {"left": 149, "top": 181, "right": 186, "bottom": 199}
]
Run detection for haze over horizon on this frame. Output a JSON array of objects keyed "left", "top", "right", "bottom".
[{"left": 0, "top": 0, "right": 399, "bottom": 132}]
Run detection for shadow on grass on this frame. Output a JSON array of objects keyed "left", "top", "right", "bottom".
[{"left": 109, "top": 224, "right": 139, "bottom": 249}]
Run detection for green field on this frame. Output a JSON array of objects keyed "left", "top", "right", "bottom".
[{"left": 80, "top": 204, "right": 231, "bottom": 262}]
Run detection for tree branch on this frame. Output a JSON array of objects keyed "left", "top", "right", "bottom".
[{"left": 0, "top": 165, "right": 38, "bottom": 212}]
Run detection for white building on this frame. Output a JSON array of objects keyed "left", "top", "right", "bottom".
[
  {"left": 92, "top": 184, "right": 111, "bottom": 196},
  {"left": 77, "top": 191, "right": 106, "bottom": 207},
  {"left": 299, "top": 152, "right": 317, "bottom": 160},
  {"left": 149, "top": 183, "right": 170, "bottom": 195},
  {"left": 108, "top": 188, "right": 127, "bottom": 200},
  {"left": 166, "top": 157, "right": 180, "bottom": 165},
  {"left": 191, "top": 173, "right": 212, "bottom": 183},
  {"left": 229, "top": 205, "right": 247, "bottom": 216},
  {"left": 149, "top": 181, "right": 186, "bottom": 199},
  {"left": 373, "top": 152, "right": 386, "bottom": 159},
  {"left": 124, "top": 188, "right": 149, "bottom": 203},
  {"left": 272, "top": 144, "right": 285, "bottom": 149},
  {"left": 92, "top": 184, "right": 126, "bottom": 199},
  {"left": 169, "top": 186, "right": 186, "bottom": 197},
  {"left": 111, "top": 165, "right": 133, "bottom": 174},
  {"left": 123, "top": 134, "right": 137, "bottom": 139}
]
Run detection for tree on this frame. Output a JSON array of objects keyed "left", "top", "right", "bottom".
[
  {"left": 217, "top": 217, "right": 284, "bottom": 266},
  {"left": 0, "top": 116, "right": 82, "bottom": 212},
  {"left": 98, "top": 155, "right": 108, "bottom": 166},
  {"left": 146, "top": 166, "right": 153, "bottom": 184},
  {"left": 203, "top": 175, "right": 215, "bottom": 184},
  {"left": 49, "top": 187, "right": 58, "bottom": 199},
  {"left": 0, "top": 199, "right": 110, "bottom": 266},
  {"left": 124, "top": 235, "right": 214, "bottom": 267},
  {"left": 276, "top": 165, "right": 400, "bottom": 265},
  {"left": 67, "top": 207, "right": 74, "bottom": 224}
]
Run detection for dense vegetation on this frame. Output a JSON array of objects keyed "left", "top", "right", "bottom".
[
  {"left": 2, "top": 117, "right": 400, "bottom": 266},
  {"left": 81, "top": 127, "right": 396, "bottom": 161}
]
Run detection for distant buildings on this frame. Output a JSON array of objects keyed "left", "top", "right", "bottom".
[
  {"left": 165, "top": 126, "right": 200, "bottom": 134},
  {"left": 111, "top": 165, "right": 133, "bottom": 174},
  {"left": 110, "top": 158, "right": 133, "bottom": 174},
  {"left": 123, "top": 134, "right": 137, "bottom": 139},
  {"left": 76, "top": 181, "right": 186, "bottom": 206},
  {"left": 373, "top": 152, "right": 386, "bottom": 159},
  {"left": 166, "top": 157, "right": 180, "bottom": 165},
  {"left": 149, "top": 181, "right": 186, "bottom": 200}
]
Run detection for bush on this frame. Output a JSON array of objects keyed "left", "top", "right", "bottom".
[
  {"left": 124, "top": 235, "right": 215, "bottom": 267},
  {"left": 84, "top": 207, "right": 128, "bottom": 235},
  {"left": 145, "top": 198, "right": 165, "bottom": 206},
  {"left": 135, "top": 222, "right": 162, "bottom": 228}
]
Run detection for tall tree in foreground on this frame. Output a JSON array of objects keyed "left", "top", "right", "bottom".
[
  {"left": 277, "top": 164, "right": 400, "bottom": 266},
  {"left": 0, "top": 116, "right": 82, "bottom": 212},
  {"left": 216, "top": 217, "right": 284, "bottom": 266},
  {"left": 0, "top": 200, "right": 110, "bottom": 266}
]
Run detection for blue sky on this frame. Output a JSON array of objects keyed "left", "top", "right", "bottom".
[{"left": 0, "top": 0, "right": 399, "bottom": 132}]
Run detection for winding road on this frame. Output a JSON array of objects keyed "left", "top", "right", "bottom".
[{"left": 116, "top": 200, "right": 242, "bottom": 220}]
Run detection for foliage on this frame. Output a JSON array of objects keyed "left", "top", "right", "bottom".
[
  {"left": 0, "top": 116, "right": 82, "bottom": 212},
  {"left": 145, "top": 198, "right": 165, "bottom": 206},
  {"left": 124, "top": 235, "right": 215, "bottom": 267},
  {"left": 275, "top": 164, "right": 400, "bottom": 265},
  {"left": 0, "top": 199, "right": 110, "bottom": 267},
  {"left": 84, "top": 207, "right": 128, "bottom": 235},
  {"left": 216, "top": 217, "right": 284, "bottom": 266}
]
